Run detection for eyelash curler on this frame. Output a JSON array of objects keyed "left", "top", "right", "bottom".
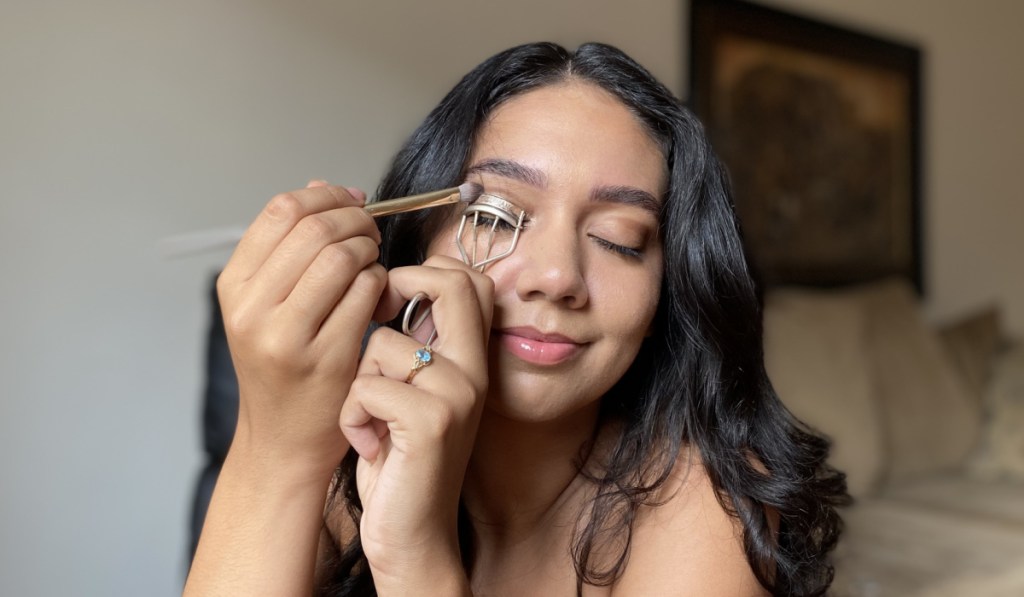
[
  {"left": 455, "top": 193, "right": 527, "bottom": 271},
  {"left": 402, "top": 193, "right": 527, "bottom": 343}
]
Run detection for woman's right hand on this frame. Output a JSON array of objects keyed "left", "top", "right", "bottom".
[{"left": 216, "top": 180, "right": 387, "bottom": 480}]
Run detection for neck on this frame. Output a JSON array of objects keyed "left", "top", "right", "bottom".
[{"left": 462, "top": 403, "right": 601, "bottom": 543}]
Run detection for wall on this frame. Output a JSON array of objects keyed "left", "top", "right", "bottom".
[
  {"left": 2, "top": 1, "right": 1022, "bottom": 595},
  {"left": 0, "top": 1, "right": 680, "bottom": 595}
]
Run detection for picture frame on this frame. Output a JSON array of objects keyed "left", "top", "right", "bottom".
[{"left": 689, "top": 0, "right": 923, "bottom": 292}]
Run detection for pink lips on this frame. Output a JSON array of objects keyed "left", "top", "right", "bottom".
[{"left": 496, "top": 326, "right": 583, "bottom": 365}]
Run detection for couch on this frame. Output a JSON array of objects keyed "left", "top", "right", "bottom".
[{"left": 762, "top": 278, "right": 1024, "bottom": 596}]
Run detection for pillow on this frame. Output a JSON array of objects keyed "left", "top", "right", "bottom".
[
  {"left": 763, "top": 288, "right": 883, "bottom": 498},
  {"left": 938, "top": 306, "right": 1003, "bottom": 407},
  {"left": 852, "top": 279, "right": 982, "bottom": 480},
  {"left": 968, "top": 344, "right": 1024, "bottom": 481}
]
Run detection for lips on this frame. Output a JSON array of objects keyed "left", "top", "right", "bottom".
[{"left": 495, "top": 326, "right": 584, "bottom": 365}]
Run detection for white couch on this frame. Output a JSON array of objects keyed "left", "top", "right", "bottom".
[{"left": 762, "top": 279, "right": 1024, "bottom": 596}]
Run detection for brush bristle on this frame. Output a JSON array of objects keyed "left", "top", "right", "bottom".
[{"left": 458, "top": 181, "right": 484, "bottom": 203}]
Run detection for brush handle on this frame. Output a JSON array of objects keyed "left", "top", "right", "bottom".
[
  {"left": 363, "top": 187, "right": 462, "bottom": 217},
  {"left": 159, "top": 186, "right": 467, "bottom": 258}
]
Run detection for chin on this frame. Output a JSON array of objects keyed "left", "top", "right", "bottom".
[{"left": 483, "top": 378, "right": 602, "bottom": 426}]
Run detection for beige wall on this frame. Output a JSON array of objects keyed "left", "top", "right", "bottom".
[
  {"left": 0, "top": 1, "right": 680, "bottom": 595},
  {"left": 1, "top": 1, "right": 1020, "bottom": 594}
]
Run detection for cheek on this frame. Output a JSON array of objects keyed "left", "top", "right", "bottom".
[
  {"left": 426, "top": 224, "right": 462, "bottom": 260},
  {"left": 624, "top": 264, "right": 663, "bottom": 339},
  {"left": 426, "top": 220, "right": 519, "bottom": 288},
  {"left": 627, "top": 285, "right": 661, "bottom": 336},
  {"left": 595, "top": 269, "right": 661, "bottom": 339}
]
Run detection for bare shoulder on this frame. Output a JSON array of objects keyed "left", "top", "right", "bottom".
[{"left": 611, "top": 449, "right": 769, "bottom": 596}]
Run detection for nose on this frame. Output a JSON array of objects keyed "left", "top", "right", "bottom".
[{"left": 511, "top": 219, "right": 589, "bottom": 309}]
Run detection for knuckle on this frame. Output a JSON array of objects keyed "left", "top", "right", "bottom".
[
  {"left": 351, "top": 264, "right": 388, "bottom": 296},
  {"left": 359, "top": 236, "right": 382, "bottom": 262},
  {"left": 297, "top": 213, "right": 334, "bottom": 242},
  {"left": 257, "top": 333, "right": 306, "bottom": 370},
  {"left": 224, "top": 306, "right": 255, "bottom": 337},
  {"left": 452, "top": 376, "right": 475, "bottom": 403},
  {"left": 364, "top": 326, "right": 397, "bottom": 355},
  {"left": 345, "top": 374, "right": 371, "bottom": 398},
  {"left": 449, "top": 376, "right": 479, "bottom": 410},
  {"left": 444, "top": 269, "right": 476, "bottom": 297},
  {"left": 421, "top": 254, "right": 461, "bottom": 269},
  {"left": 214, "top": 273, "right": 233, "bottom": 302},
  {"left": 422, "top": 399, "right": 456, "bottom": 439},
  {"left": 320, "top": 242, "right": 358, "bottom": 270},
  {"left": 266, "top": 192, "right": 304, "bottom": 223}
]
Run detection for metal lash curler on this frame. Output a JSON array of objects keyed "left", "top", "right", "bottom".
[{"left": 402, "top": 193, "right": 527, "bottom": 344}]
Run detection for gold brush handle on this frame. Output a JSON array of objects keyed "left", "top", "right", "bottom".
[
  {"left": 363, "top": 186, "right": 461, "bottom": 218},
  {"left": 159, "top": 185, "right": 469, "bottom": 258}
]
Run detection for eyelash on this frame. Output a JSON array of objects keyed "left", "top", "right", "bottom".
[
  {"left": 482, "top": 218, "right": 519, "bottom": 233},
  {"left": 590, "top": 235, "right": 643, "bottom": 259},
  {"left": 471, "top": 214, "right": 643, "bottom": 259}
]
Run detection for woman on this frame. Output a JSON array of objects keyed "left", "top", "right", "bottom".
[{"left": 184, "top": 42, "right": 847, "bottom": 596}]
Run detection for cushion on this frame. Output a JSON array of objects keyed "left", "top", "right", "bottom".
[
  {"left": 833, "top": 498, "right": 1024, "bottom": 596},
  {"left": 852, "top": 279, "right": 982, "bottom": 479},
  {"left": 881, "top": 473, "right": 1024, "bottom": 525},
  {"left": 968, "top": 343, "right": 1024, "bottom": 481},
  {"left": 763, "top": 288, "right": 883, "bottom": 498},
  {"left": 938, "top": 306, "right": 1003, "bottom": 407}
]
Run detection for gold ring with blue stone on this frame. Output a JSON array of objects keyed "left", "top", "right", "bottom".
[{"left": 404, "top": 345, "right": 433, "bottom": 383}]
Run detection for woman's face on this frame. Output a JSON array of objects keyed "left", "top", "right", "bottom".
[{"left": 428, "top": 81, "right": 666, "bottom": 422}]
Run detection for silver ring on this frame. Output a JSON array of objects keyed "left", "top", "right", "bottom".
[
  {"left": 402, "top": 292, "right": 438, "bottom": 346},
  {"left": 402, "top": 292, "right": 431, "bottom": 336}
]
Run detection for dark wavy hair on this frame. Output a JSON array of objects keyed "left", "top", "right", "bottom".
[{"left": 318, "top": 42, "right": 848, "bottom": 596}]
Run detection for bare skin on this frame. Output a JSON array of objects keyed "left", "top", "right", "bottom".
[{"left": 185, "top": 81, "right": 766, "bottom": 596}]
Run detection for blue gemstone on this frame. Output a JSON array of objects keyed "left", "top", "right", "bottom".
[{"left": 416, "top": 348, "right": 432, "bottom": 363}]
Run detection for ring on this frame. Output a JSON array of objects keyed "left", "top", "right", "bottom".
[
  {"left": 402, "top": 292, "right": 431, "bottom": 336},
  {"left": 404, "top": 345, "right": 434, "bottom": 383}
]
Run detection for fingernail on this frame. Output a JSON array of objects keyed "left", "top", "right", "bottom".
[{"left": 346, "top": 186, "right": 367, "bottom": 204}]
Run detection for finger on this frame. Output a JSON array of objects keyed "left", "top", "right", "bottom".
[
  {"left": 339, "top": 373, "right": 426, "bottom": 463},
  {"left": 344, "top": 186, "right": 366, "bottom": 203},
  {"left": 247, "top": 206, "right": 380, "bottom": 306},
  {"left": 377, "top": 259, "right": 494, "bottom": 365},
  {"left": 223, "top": 185, "right": 370, "bottom": 283},
  {"left": 278, "top": 236, "right": 381, "bottom": 336},
  {"left": 358, "top": 327, "right": 475, "bottom": 402},
  {"left": 314, "top": 263, "right": 388, "bottom": 357}
]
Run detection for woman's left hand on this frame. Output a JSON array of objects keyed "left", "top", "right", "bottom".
[{"left": 339, "top": 255, "right": 494, "bottom": 587}]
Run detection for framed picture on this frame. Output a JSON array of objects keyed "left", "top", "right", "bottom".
[{"left": 689, "top": 0, "right": 923, "bottom": 292}]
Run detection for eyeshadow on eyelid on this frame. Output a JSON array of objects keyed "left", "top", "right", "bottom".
[{"left": 592, "top": 222, "right": 649, "bottom": 244}]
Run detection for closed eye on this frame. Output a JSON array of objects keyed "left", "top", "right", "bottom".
[{"left": 590, "top": 235, "right": 643, "bottom": 259}]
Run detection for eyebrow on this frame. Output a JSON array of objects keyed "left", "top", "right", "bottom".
[
  {"left": 466, "top": 158, "right": 548, "bottom": 188},
  {"left": 590, "top": 185, "right": 662, "bottom": 217},
  {"left": 467, "top": 157, "right": 661, "bottom": 216}
]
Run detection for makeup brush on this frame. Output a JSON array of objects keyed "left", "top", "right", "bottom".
[
  {"left": 159, "top": 182, "right": 483, "bottom": 257},
  {"left": 364, "top": 181, "right": 482, "bottom": 217}
]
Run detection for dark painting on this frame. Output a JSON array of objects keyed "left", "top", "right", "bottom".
[{"left": 690, "top": 0, "right": 923, "bottom": 292}]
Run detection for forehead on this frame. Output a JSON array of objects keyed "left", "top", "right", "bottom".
[{"left": 470, "top": 81, "right": 668, "bottom": 194}]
